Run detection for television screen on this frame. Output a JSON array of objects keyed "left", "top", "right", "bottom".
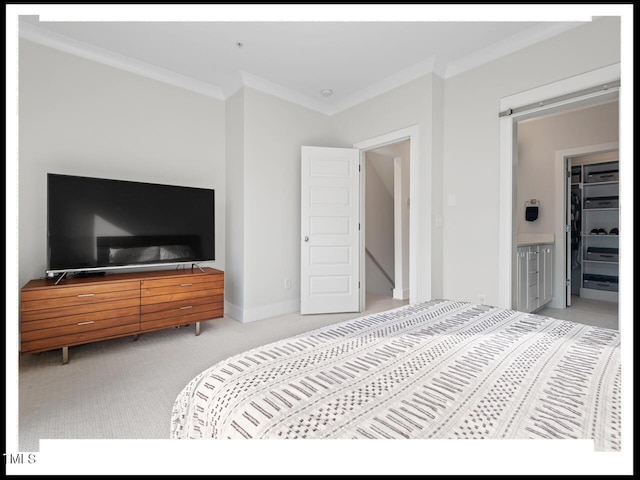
[{"left": 47, "top": 173, "right": 215, "bottom": 274}]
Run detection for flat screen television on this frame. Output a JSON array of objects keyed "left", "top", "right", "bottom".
[{"left": 46, "top": 173, "right": 215, "bottom": 277}]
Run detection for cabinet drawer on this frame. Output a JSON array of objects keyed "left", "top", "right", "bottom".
[
  {"left": 527, "top": 270, "right": 539, "bottom": 287},
  {"left": 583, "top": 279, "right": 618, "bottom": 292},
  {"left": 141, "top": 280, "right": 221, "bottom": 298},
  {"left": 21, "top": 298, "right": 140, "bottom": 323},
  {"left": 140, "top": 275, "right": 223, "bottom": 290},
  {"left": 585, "top": 247, "right": 619, "bottom": 262},
  {"left": 583, "top": 274, "right": 618, "bottom": 292},
  {"left": 584, "top": 196, "right": 619, "bottom": 209},
  {"left": 21, "top": 304, "right": 140, "bottom": 331},
  {"left": 21, "top": 288, "right": 140, "bottom": 312},
  {"left": 585, "top": 170, "right": 618, "bottom": 183},
  {"left": 21, "top": 322, "right": 140, "bottom": 354},
  {"left": 141, "top": 302, "right": 222, "bottom": 324},
  {"left": 140, "top": 306, "right": 223, "bottom": 332},
  {"left": 21, "top": 314, "right": 140, "bottom": 343},
  {"left": 141, "top": 287, "right": 221, "bottom": 306},
  {"left": 21, "top": 281, "right": 140, "bottom": 302},
  {"left": 141, "top": 294, "right": 222, "bottom": 314},
  {"left": 528, "top": 284, "right": 539, "bottom": 301}
]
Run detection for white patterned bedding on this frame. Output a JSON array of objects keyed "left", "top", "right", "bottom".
[{"left": 170, "top": 300, "right": 621, "bottom": 450}]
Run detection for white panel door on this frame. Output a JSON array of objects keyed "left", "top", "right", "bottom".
[{"left": 301, "top": 146, "right": 360, "bottom": 315}]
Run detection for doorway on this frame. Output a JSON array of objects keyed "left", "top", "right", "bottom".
[
  {"left": 354, "top": 124, "right": 425, "bottom": 312},
  {"left": 363, "top": 141, "right": 410, "bottom": 308},
  {"left": 300, "top": 125, "right": 425, "bottom": 316},
  {"left": 498, "top": 63, "right": 620, "bottom": 311},
  {"left": 515, "top": 102, "right": 619, "bottom": 311},
  {"left": 563, "top": 147, "right": 619, "bottom": 305}
]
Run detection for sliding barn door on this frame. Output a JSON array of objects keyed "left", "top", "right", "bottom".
[{"left": 301, "top": 146, "right": 360, "bottom": 315}]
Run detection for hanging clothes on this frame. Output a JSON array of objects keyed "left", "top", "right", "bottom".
[
  {"left": 570, "top": 189, "right": 582, "bottom": 270},
  {"left": 570, "top": 190, "right": 581, "bottom": 248}
]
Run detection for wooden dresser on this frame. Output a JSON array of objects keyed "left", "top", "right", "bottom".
[{"left": 20, "top": 267, "right": 224, "bottom": 364}]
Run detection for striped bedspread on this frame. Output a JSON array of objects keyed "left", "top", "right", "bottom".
[{"left": 170, "top": 300, "right": 621, "bottom": 450}]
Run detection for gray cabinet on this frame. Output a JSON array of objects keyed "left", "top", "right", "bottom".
[{"left": 516, "top": 244, "right": 553, "bottom": 313}]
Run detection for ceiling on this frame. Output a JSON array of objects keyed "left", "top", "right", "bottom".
[{"left": 18, "top": 9, "right": 588, "bottom": 115}]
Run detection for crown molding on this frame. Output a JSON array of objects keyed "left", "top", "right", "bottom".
[
  {"left": 19, "top": 21, "right": 225, "bottom": 100},
  {"left": 324, "top": 56, "right": 438, "bottom": 116},
  {"left": 239, "top": 71, "right": 334, "bottom": 115},
  {"left": 444, "top": 21, "right": 584, "bottom": 79},
  {"left": 19, "top": 19, "right": 586, "bottom": 115}
]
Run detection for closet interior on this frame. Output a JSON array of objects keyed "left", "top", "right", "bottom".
[{"left": 570, "top": 156, "right": 619, "bottom": 303}]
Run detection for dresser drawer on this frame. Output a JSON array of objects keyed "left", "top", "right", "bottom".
[
  {"left": 141, "top": 294, "right": 222, "bottom": 314},
  {"left": 140, "top": 305, "right": 223, "bottom": 332},
  {"left": 141, "top": 302, "right": 222, "bottom": 324},
  {"left": 21, "top": 322, "right": 141, "bottom": 354},
  {"left": 21, "top": 281, "right": 140, "bottom": 302},
  {"left": 21, "top": 304, "right": 140, "bottom": 332},
  {"left": 21, "top": 298, "right": 140, "bottom": 323},
  {"left": 21, "top": 285, "right": 140, "bottom": 312},
  {"left": 140, "top": 274, "right": 223, "bottom": 291},
  {"left": 140, "top": 289, "right": 223, "bottom": 306},
  {"left": 21, "top": 314, "right": 140, "bottom": 343}
]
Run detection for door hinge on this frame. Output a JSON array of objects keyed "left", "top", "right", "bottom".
[
  {"left": 358, "top": 223, "right": 361, "bottom": 230},
  {"left": 358, "top": 281, "right": 361, "bottom": 289},
  {"left": 565, "top": 224, "right": 571, "bottom": 233},
  {"left": 565, "top": 279, "right": 571, "bottom": 286},
  {"left": 567, "top": 170, "right": 571, "bottom": 178},
  {"left": 359, "top": 164, "right": 361, "bottom": 172}
]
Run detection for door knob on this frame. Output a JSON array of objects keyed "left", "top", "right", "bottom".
[{"left": 304, "top": 236, "right": 309, "bottom": 242}]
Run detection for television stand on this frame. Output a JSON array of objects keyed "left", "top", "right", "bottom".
[{"left": 20, "top": 267, "right": 224, "bottom": 364}]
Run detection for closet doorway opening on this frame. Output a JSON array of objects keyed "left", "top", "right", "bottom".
[
  {"left": 515, "top": 103, "right": 619, "bottom": 308},
  {"left": 363, "top": 140, "right": 410, "bottom": 310},
  {"left": 498, "top": 64, "right": 620, "bottom": 313},
  {"left": 514, "top": 104, "right": 619, "bottom": 329},
  {"left": 559, "top": 145, "right": 619, "bottom": 327}
]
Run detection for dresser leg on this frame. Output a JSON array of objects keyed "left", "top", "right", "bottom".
[
  {"left": 62, "top": 347, "right": 69, "bottom": 365},
  {"left": 132, "top": 334, "right": 139, "bottom": 341},
  {"left": 195, "top": 322, "right": 201, "bottom": 336}
]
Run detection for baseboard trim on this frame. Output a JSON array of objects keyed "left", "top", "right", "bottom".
[
  {"left": 224, "top": 299, "right": 300, "bottom": 323},
  {"left": 224, "top": 301, "right": 244, "bottom": 322},
  {"left": 393, "top": 288, "right": 410, "bottom": 300}
]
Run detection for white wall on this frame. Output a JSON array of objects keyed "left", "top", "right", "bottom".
[
  {"left": 18, "top": 39, "right": 226, "bottom": 289},
  {"left": 224, "top": 90, "right": 245, "bottom": 316},
  {"left": 239, "top": 87, "right": 333, "bottom": 321},
  {"left": 442, "top": 17, "right": 621, "bottom": 306},
  {"left": 517, "top": 101, "right": 619, "bottom": 235}
]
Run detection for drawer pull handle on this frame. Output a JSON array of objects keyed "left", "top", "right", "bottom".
[
  {"left": 77, "top": 293, "right": 95, "bottom": 297},
  {"left": 77, "top": 321, "right": 95, "bottom": 326},
  {"left": 180, "top": 283, "right": 193, "bottom": 287},
  {"left": 180, "top": 305, "right": 193, "bottom": 310}
]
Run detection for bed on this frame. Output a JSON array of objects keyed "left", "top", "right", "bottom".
[{"left": 170, "top": 299, "right": 620, "bottom": 451}]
